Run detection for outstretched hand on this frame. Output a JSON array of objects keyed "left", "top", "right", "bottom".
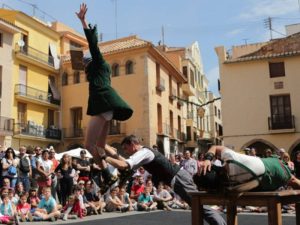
[
  {"left": 201, "top": 160, "right": 212, "bottom": 175},
  {"left": 76, "top": 3, "right": 87, "bottom": 21}
]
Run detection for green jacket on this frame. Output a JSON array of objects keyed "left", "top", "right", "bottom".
[{"left": 84, "top": 24, "right": 133, "bottom": 121}]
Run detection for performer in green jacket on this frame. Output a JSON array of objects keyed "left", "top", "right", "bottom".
[
  {"left": 76, "top": 4, "right": 133, "bottom": 170},
  {"left": 198, "top": 145, "right": 300, "bottom": 192}
]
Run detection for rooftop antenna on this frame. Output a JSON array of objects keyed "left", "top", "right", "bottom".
[
  {"left": 161, "top": 25, "right": 165, "bottom": 46},
  {"left": 264, "top": 17, "right": 273, "bottom": 40},
  {"left": 243, "top": 38, "right": 248, "bottom": 45}
]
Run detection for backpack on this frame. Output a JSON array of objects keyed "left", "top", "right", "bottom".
[{"left": 20, "top": 157, "right": 30, "bottom": 173}]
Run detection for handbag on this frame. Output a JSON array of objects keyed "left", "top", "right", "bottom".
[{"left": 8, "top": 165, "right": 17, "bottom": 176}]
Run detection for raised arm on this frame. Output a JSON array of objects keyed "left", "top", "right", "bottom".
[{"left": 76, "top": 3, "right": 105, "bottom": 66}]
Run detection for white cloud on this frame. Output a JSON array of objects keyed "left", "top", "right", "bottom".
[
  {"left": 206, "top": 66, "right": 220, "bottom": 95},
  {"left": 226, "top": 28, "right": 245, "bottom": 37},
  {"left": 239, "top": 0, "right": 298, "bottom": 19}
]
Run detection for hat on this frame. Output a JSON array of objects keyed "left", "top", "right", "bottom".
[
  {"left": 279, "top": 148, "right": 286, "bottom": 153},
  {"left": 78, "top": 180, "right": 85, "bottom": 185}
]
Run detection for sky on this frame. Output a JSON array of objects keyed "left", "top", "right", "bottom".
[{"left": 1, "top": 0, "right": 300, "bottom": 94}]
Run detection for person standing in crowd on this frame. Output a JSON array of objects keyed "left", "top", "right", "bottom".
[
  {"left": 31, "top": 146, "right": 42, "bottom": 188},
  {"left": 18, "top": 146, "right": 31, "bottom": 192},
  {"left": 180, "top": 150, "right": 198, "bottom": 176},
  {"left": 249, "top": 148, "right": 257, "bottom": 157},
  {"left": 101, "top": 135, "right": 226, "bottom": 225},
  {"left": 76, "top": 150, "right": 91, "bottom": 182},
  {"left": 293, "top": 151, "right": 300, "bottom": 179},
  {"left": 55, "top": 154, "right": 75, "bottom": 206},
  {"left": 36, "top": 150, "right": 54, "bottom": 196},
  {"left": 75, "top": 3, "right": 132, "bottom": 171},
  {"left": 282, "top": 152, "right": 295, "bottom": 174},
  {"left": 1, "top": 148, "right": 19, "bottom": 188},
  {"left": 48, "top": 147, "right": 59, "bottom": 201}
]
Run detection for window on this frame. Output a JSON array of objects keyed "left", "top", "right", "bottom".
[
  {"left": 186, "top": 126, "right": 191, "bottom": 141},
  {"left": 182, "top": 66, "right": 187, "bottom": 78},
  {"left": 169, "top": 110, "right": 173, "bottom": 136},
  {"left": 112, "top": 63, "right": 120, "bottom": 77},
  {"left": 125, "top": 60, "right": 134, "bottom": 74},
  {"left": 218, "top": 109, "right": 221, "bottom": 119},
  {"left": 17, "top": 102, "right": 27, "bottom": 126},
  {"left": 214, "top": 106, "right": 217, "bottom": 116},
  {"left": 48, "top": 109, "right": 54, "bottom": 128},
  {"left": 190, "top": 69, "right": 195, "bottom": 87},
  {"left": 269, "top": 62, "right": 285, "bottom": 78},
  {"left": 0, "top": 33, "right": 3, "bottom": 47},
  {"left": 73, "top": 71, "right": 80, "bottom": 84},
  {"left": 156, "top": 63, "right": 160, "bottom": 86},
  {"left": 62, "top": 72, "right": 68, "bottom": 86},
  {"left": 71, "top": 107, "right": 82, "bottom": 136},
  {"left": 269, "top": 95, "right": 293, "bottom": 129}
]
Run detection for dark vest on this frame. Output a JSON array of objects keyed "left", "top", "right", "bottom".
[{"left": 142, "top": 148, "right": 180, "bottom": 186}]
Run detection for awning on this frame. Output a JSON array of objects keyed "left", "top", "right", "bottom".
[{"left": 48, "top": 79, "right": 60, "bottom": 100}]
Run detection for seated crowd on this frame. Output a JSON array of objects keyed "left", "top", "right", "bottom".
[{"left": 0, "top": 145, "right": 190, "bottom": 224}]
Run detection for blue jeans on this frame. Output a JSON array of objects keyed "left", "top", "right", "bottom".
[{"left": 18, "top": 176, "right": 31, "bottom": 192}]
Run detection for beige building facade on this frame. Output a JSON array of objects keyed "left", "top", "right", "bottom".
[
  {"left": 0, "top": 18, "right": 21, "bottom": 149},
  {"left": 55, "top": 22, "right": 188, "bottom": 156},
  {"left": 216, "top": 32, "right": 300, "bottom": 156}
]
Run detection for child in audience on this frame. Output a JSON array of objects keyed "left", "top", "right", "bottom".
[
  {"left": 60, "top": 195, "right": 79, "bottom": 221},
  {"left": 137, "top": 186, "right": 157, "bottom": 211},
  {"left": 73, "top": 187, "right": 85, "bottom": 218},
  {"left": 0, "top": 194, "right": 17, "bottom": 224},
  {"left": 16, "top": 193, "right": 33, "bottom": 222},
  {"left": 28, "top": 188, "right": 40, "bottom": 214},
  {"left": 105, "top": 187, "right": 128, "bottom": 212}
]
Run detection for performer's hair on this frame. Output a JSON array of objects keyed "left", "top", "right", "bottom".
[{"left": 121, "top": 135, "right": 140, "bottom": 145}]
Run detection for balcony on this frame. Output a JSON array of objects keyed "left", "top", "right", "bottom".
[
  {"left": 14, "top": 122, "right": 61, "bottom": 141},
  {"left": 15, "top": 84, "right": 60, "bottom": 108},
  {"left": 63, "top": 127, "right": 86, "bottom": 138},
  {"left": 158, "top": 123, "right": 171, "bottom": 136},
  {"left": 268, "top": 115, "right": 295, "bottom": 133},
  {"left": 0, "top": 116, "right": 14, "bottom": 135},
  {"left": 15, "top": 44, "right": 58, "bottom": 73}
]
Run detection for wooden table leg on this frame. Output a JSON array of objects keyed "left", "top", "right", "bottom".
[
  {"left": 268, "top": 200, "right": 282, "bottom": 225},
  {"left": 227, "top": 204, "right": 238, "bottom": 225},
  {"left": 191, "top": 196, "right": 203, "bottom": 225},
  {"left": 296, "top": 202, "right": 300, "bottom": 225}
]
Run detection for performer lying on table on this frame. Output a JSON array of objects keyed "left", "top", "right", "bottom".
[{"left": 197, "top": 145, "right": 300, "bottom": 192}]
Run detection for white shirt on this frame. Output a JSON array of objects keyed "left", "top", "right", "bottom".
[{"left": 125, "top": 147, "right": 155, "bottom": 170}]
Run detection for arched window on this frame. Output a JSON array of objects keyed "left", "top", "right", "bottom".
[
  {"left": 112, "top": 63, "right": 120, "bottom": 77},
  {"left": 125, "top": 60, "right": 134, "bottom": 75}
]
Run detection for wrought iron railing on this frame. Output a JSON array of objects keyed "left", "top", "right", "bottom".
[
  {"left": 0, "top": 116, "right": 14, "bottom": 133},
  {"left": 15, "top": 44, "right": 55, "bottom": 68},
  {"left": 268, "top": 115, "right": 295, "bottom": 130},
  {"left": 63, "top": 127, "right": 86, "bottom": 138},
  {"left": 15, "top": 84, "right": 60, "bottom": 105}
]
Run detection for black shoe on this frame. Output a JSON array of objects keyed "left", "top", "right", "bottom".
[{"left": 119, "top": 169, "right": 134, "bottom": 186}]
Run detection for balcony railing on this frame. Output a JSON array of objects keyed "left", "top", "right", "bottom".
[
  {"left": 0, "top": 116, "right": 14, "bottom": 133},
  {"left": 15, "top": 44, "right": 55, "bottom": 68},
  {"left": 15, "top": 84, "right": 60, "bottom": 105},
  {"left": 14, "top": 122, "right": 61, "bottom": 140},
  {"left": 268, "top": 114, "right": 295, "bottom": 130},
  {"left": 156, "top": 78, "right": 166, "bottom": 92},
  {"left": 63, "top": 127, "right": 86, "bottom": 138}
]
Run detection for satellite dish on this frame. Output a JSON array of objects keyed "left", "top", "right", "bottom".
[{"left": 17, "top": 39, "right": 25, "bottom": 47}]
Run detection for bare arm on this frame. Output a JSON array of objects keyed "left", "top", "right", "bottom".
[
  {"left": 105, "top": 156, "right": 129, "bottom": 170},
  {"left": 76, "top": 3, "right": 88, "bottom": 29},
  {"left": 105, "top": 144, "right": 126, "bottom": 161}
]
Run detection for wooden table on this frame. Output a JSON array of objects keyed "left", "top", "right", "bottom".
[{"left": 189, "top": 190, "right": 300, "bottom": 225}]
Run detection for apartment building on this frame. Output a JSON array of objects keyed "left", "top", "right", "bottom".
[
  {"left": 0, "top": 9, "right": 61, "bottom": 149},
  {"left": 0, "top": 18, "right": 22, "bottom": 148},
  {"left": 55, "top": 22, "right": 187, "bottom": 156},
  {"left": 159, "top": 42, "right": 214, "bottom": 154},
  {"left": 208, "top": 92, "right": 222, "bottom": 145},
  {"left": 215, "top": 32, "right": 300, "bottom": 156}
]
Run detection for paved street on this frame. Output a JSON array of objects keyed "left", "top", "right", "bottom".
[{"left": 22, "top": 210, "right": 296, "bottom": 225}]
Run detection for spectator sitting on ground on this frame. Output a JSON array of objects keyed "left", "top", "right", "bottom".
[
  {"left": 84, "top": 180, "right": 105, "bottom": 214},
  {"left": 2, "top": 178, "right": 10, "bottom": 189},
  {"left": 28, "top": 188, "right": 40, "bottom": 213},
  {"left": 60, "top": 195, "right": 79, "bottom": 221},
  {"left": 130, "top": 175, "right": 145, "bottom": 202},
  {"left": 80, "top": 187, "right": 97, "bottom": 215},
  {"left": 0, "top": 193, "right": 17, "bottom": 225},
  {"left": 145, "top": 179, "right": 157, "bottom": 198},
  {"left": 8, "top": 188, "right": 18, "bottom": 206},
  {"left": 16, "top": 193, "right": 32, "bottom": 222},
  {"left": 15, "top": 182, "right": 25, "bottom": 198},
  {"left": 133, "top": 167, "right": 151, "bottom": 183},
  {"left": 73, "top": 187, "right": 85, "bottom": 218},
  {"left": 137, "top": 186, "right": 157, "bottom": 211},
  {"left": 33, "top": 187, "right": 60, "bottom": 221},
  {"left": 105, "top": 186, "right": 129, "bottom": 212},
  {"left": 169, "top": 193, "right": 189, "bottom": 210},
  {"left": 154, "top": 182, "right": 173, "bottom": 211},
  {"left": 118, "top": 186, "right": 135, "bottom": 211}
]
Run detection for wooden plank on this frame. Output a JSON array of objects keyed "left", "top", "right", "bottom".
[
  {"left": 191, "top": 194, "right": 203, "bottom": 225},
  {"left": 227, "top": 204, "right": 238, "bottom": 225},
  {"left": 267, "top": 199, "right": 281, "bottom": 225},
  {"left": 296, "top": 202, "right": 300, "bottom": 225}
]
